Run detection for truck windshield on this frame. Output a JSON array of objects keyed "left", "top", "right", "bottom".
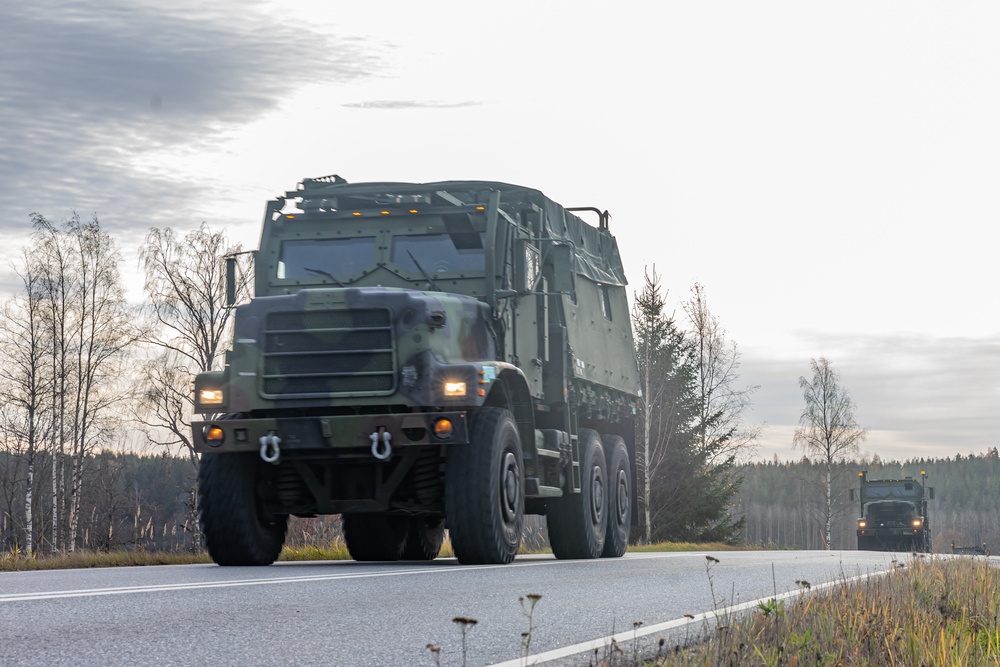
[
  {"left": 866, "top": 484, "right": 917, "bottom": 498},
  {"left": 391, "top": 233, "right": 486, "bottom": 274},
  {"left": 277, "top": 238, "right": 377, "bottom": 280}
]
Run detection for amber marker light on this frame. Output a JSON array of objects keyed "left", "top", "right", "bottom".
[
  {"left": 199, "top": 389, "right": 224, "bottom": 405},
  {"left": 203, "top": 425, "right": 225, "bottom": 446},
  {"left": 434, "top": 418, "right": 454, "bottom": 439},
  {"left": 352, "top": 211, "right": 362, "bottom": 216},
  {"left": 444, "top": 381, "right": 466, "bottom": 397},
  {"left": 380, "top": 210, "right": 391, "bottom": 215}
]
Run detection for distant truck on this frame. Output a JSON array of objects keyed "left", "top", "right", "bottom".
[
  {"left": 191, "top": 175, "right": 640, "bottom": 566},
  {"left": 851, "top": 470, "right": 933, "bottom": 552}
]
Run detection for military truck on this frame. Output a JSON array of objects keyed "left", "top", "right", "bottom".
[
  {"left": 851, "top": 470, "right": 933, "bottom": 552},
  {"left": 191, "top": 175, "right": 640, "bottom": 566}
]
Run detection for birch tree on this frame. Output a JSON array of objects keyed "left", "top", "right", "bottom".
[
  {"left": 29, "top": 213, "right": 139, "bottom": 552},
  {"left": 136, "top": 223, "right": 251, "bottom": 459},
  {"left": 136, "top": 224, "right": 250, "bottom": 550},
  {"left": 682, "top": 283, "right": 761, "bottom": 464},
  {"left": 0, "top": 251, "right": 53, "bottom": 555},
  {"left": 793, "top": 357, "right": 867, "bottom": 549}
]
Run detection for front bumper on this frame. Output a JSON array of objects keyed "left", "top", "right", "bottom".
[{"left": 192, "top": 411, "right": 468, "bottom": 455}]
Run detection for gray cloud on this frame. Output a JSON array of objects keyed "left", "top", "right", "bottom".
[{"left": 0, "top": 0, "right": 386, "bottom": 238}]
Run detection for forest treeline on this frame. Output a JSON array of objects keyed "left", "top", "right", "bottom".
[
  {"left": 3, "top": 447, "right": 998, "bottom": 555},
  {"left": 734, "top": 449, "right": 1000, "bottom": 552}
]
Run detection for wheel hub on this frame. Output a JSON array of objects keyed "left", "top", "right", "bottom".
[
  {"left": 590, "top": 464, "right": 605, "bottom": 525},
  {"left": 501, "top": 451, "right": 520, "bottom": 523},
  {"left": 615, "top": 469, "right": 629, "bottom": 525}
]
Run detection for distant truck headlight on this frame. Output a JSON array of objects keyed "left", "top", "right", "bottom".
[
  {"left": 858, "top": 520, "right": 866, "bottom": 528},
  {"left": 912, "top": 519, "right": 923, "bottom": 527}
]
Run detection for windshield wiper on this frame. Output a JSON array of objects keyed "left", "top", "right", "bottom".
[
  {"left": 304, "top": 266, "right": 346, "bottom": 287},
  {"left": 406, "top": 251, "right": 442, "bottom": 292}
]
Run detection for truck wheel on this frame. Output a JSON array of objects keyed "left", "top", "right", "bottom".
[
  {"left": 401, "top": 517, "right": 445, "bottom": 560},
  {"left": 445, "top": 407, "right": 524, "bottom": 564},
  {"left": 547, "top": 429, "right": 607, "bottom": 559},
  {"left": 342, "top": 513, "right": 409, "bottom": 561},
  {"left": 601, "top": 435, "right": 631, "bottom": 558},
  {"left": 199, "top": 452, "right": 288, "bottom": 566}
]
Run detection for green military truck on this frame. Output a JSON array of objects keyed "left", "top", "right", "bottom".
[
  {"left": 851, "top": 470, "right": 933, "bottom": 552},
  {"left": 192, "top": 175, "right": 640, "bottom": 566}
]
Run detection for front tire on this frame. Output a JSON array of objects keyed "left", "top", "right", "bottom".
[
  {"left": 445, "top": 407, "right": 524, "bottom": 564},
  {"left": 199, "top": 452, "right": 288, "bottom": 566},
  {"left": 343, "top": 513, "right": 409, "bottom": 561},
  {"left": 547, "top": 429, "right": 607, "bottom": 559}
]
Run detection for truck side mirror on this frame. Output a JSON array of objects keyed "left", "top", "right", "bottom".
[
  {"left": 225, "top": 256, "right": 236, "bottom": 306},
  {"left": 849, "top": 489, "right": 856, "bottom": 502}
]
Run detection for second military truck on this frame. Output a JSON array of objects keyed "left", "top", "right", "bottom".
[
  {"left": 852, "top": 470, "right": 933, "bottom": 552},
  {"left": 192, "top": 175, "right": 640, "bottom": 565}
]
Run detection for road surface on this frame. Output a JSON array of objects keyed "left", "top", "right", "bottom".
[{"left": 0, "top": 550, "right": 897, "bottom": 666}]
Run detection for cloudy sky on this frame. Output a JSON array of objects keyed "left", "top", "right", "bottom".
[{"left": 3, "top": 0, "right": 998, "bottom": 462}]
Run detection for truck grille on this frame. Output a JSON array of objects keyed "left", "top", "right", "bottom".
[{"left": 261, "top": 309, "right": 396, "bottom": 397}]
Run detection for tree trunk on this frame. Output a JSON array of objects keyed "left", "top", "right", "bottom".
[
  {"left": 825, "top": 461, "right": 832, "bottom": 549},
  {"left": 24, "top": 462, "right": 33, "bottom": 556}
]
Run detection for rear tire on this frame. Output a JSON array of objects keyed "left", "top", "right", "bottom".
[
  {"left": 342, "top": 513, "right": 409, "bottom": 562},
  {"left": 601, "top": 435, "right": 631, "bottom": 558},
  {"left": 445, "top": 407, "right": 524, "bottom": 565},
  {"left": 401, "top": 517, "right": 445, "bottom": 560},
  {"left": 547, "top": 429, "right": 607, "bottom": 559},
  {"left": 199, "top": 452, "right": 288, "bottom": 566}
]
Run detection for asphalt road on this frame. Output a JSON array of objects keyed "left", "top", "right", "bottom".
[{"left": 0, "top": 550, "right": 896, "bottom": 667}]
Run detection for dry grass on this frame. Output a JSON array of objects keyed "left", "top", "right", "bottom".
[
  {"left": 0, "top": 539, "right": 738, "bottom": 571},
  {"left": 0, "top": 549, "right": 212, "bottom": 571},
  {"left": 628, "top": 555, "right": 1000, "bottom": 667}
]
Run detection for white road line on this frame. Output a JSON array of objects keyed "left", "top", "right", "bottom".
[
  {"left": 484, "top": 568, "right": 894, "bottom": 667},
  {"left": 0, "top": 552, "right": 691, "bottom": 604}
]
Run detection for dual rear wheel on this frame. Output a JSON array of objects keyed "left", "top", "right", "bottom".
[{"left": 546, "top": 429, "right": 632, "bottom": 559}]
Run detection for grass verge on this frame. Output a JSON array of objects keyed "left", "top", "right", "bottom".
[
  {"left": 0, "top": 540, "right": 738, "bottom": 571},
  {"left": 629, "top": 555, "right": 1000, "bottom": 666}
]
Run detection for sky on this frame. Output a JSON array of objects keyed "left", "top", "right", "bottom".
[{"left": 2, "top": 0, "right": 998, "bottom": 462}]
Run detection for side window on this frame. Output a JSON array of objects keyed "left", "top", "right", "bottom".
[{"left": 600, "top": 285, "right": 613, "bottom": 321}]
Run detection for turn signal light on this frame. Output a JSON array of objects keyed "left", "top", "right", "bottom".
[
  {"left": 203, "top": 425, "right": 225, "bottom": 447},
  {"left": 434, "top": 419, "right": 454, "bottom": 439}
]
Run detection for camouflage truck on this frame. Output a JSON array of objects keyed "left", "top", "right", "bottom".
[
  {"left": 851, "top": 470, "right": 933, "bottom": 552},
  {"left": 192, "top": 175, "right": 640, "bottom": 566}
]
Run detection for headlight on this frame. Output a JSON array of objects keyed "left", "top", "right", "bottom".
[
  {"left": 199, "top": 389, "right": 225, "bottom": 406},
  {"left": 858, "top": 520, "right": 866, "bottom": 528},
  {"left": 443, "top": 381, "right": 466, "bottom": 397},
  {"left": 912, "top": 519, "right": 922, "bottom": 527}
]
